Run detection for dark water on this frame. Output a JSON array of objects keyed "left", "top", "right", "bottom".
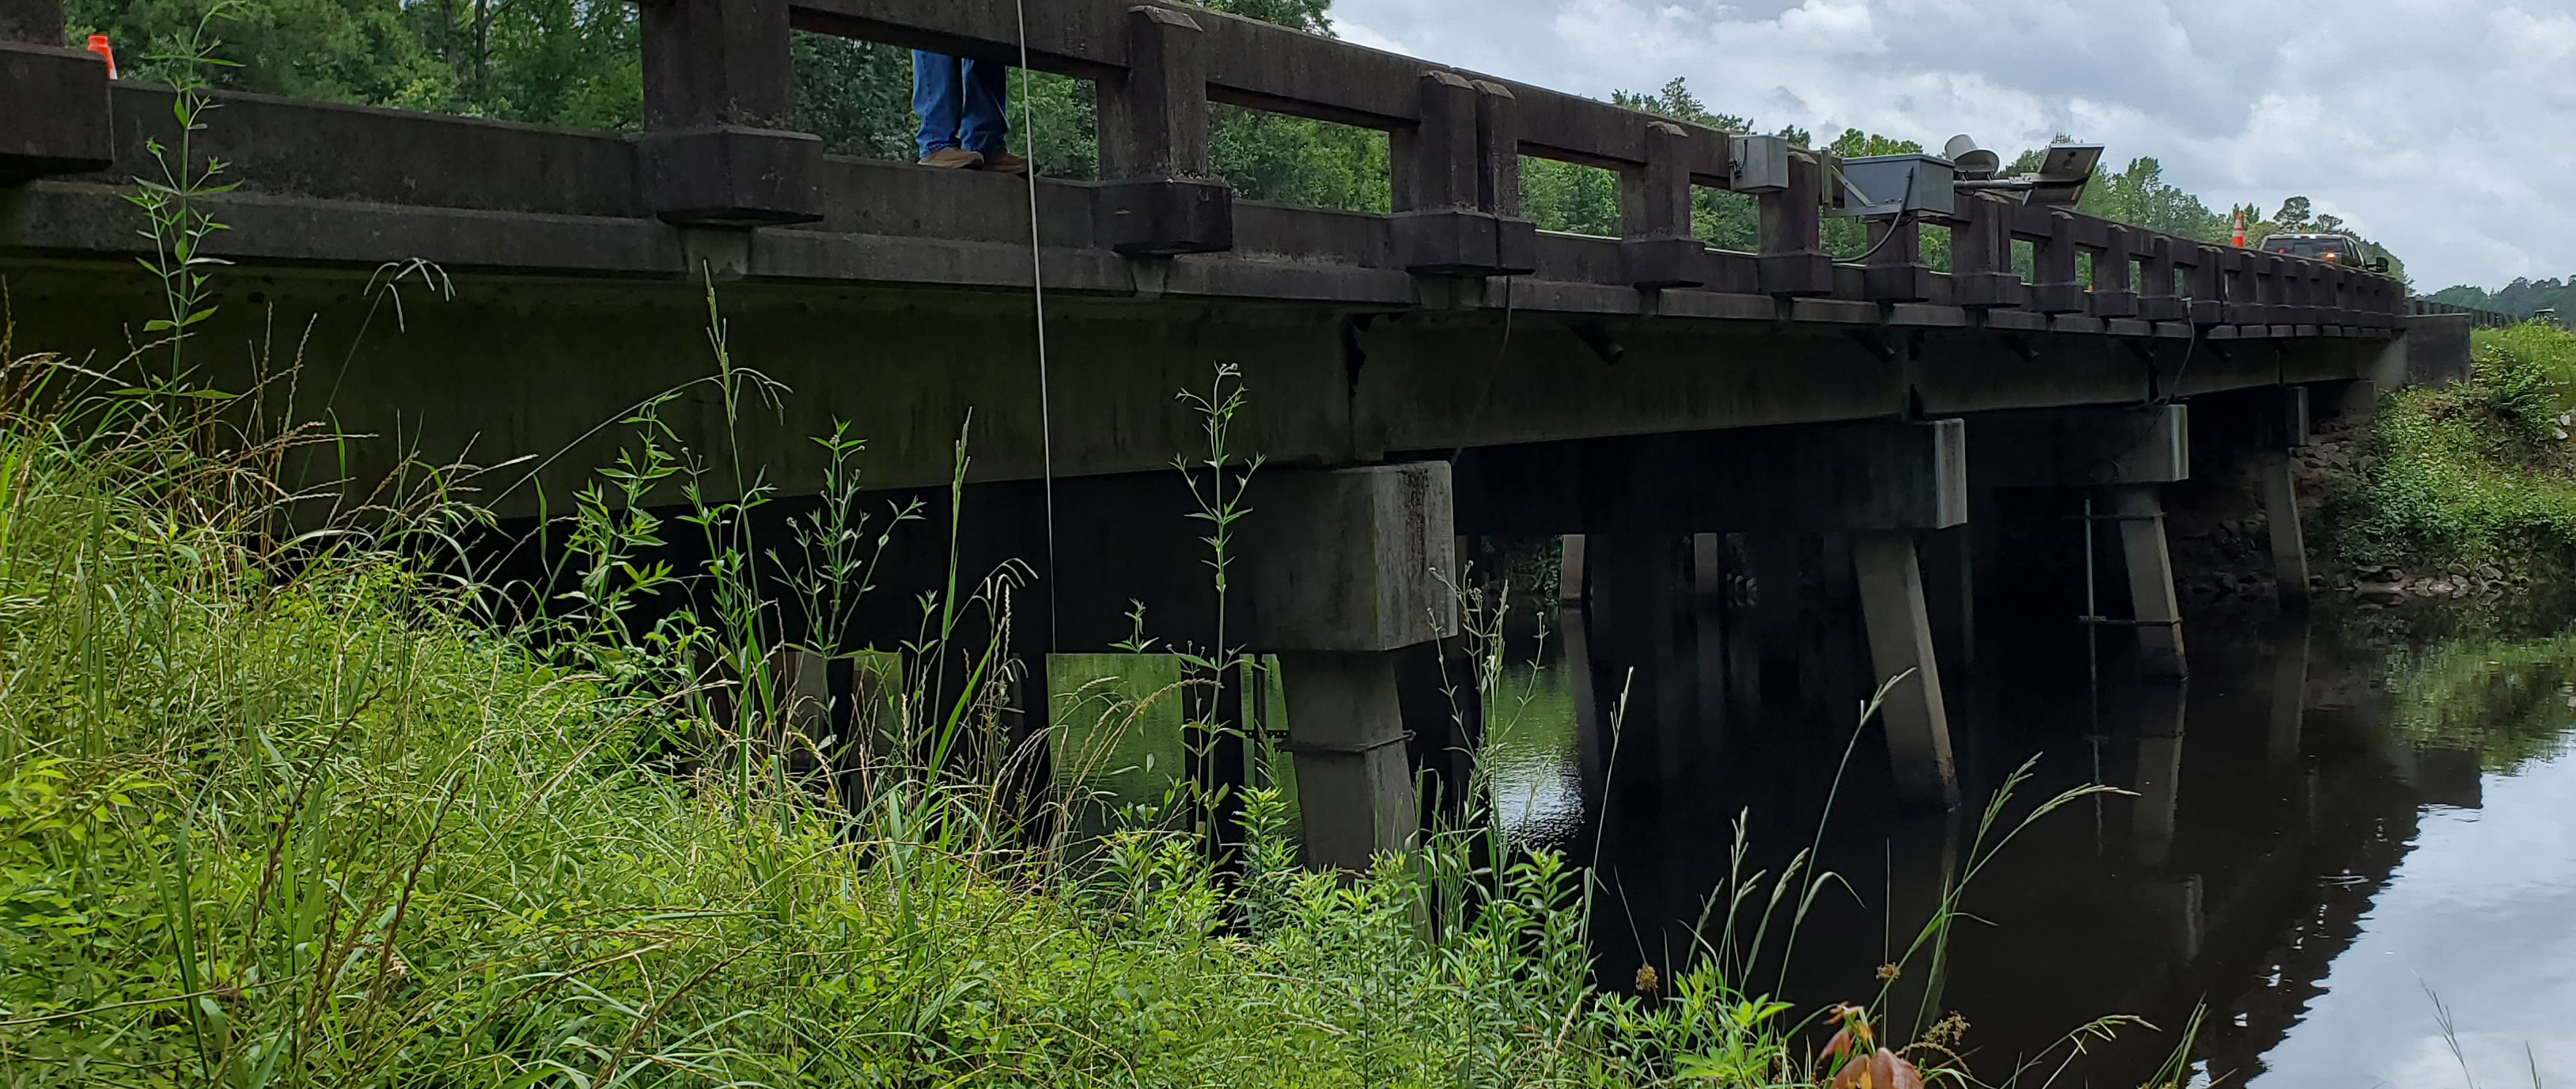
[{"left": 1487, "top": 595, "right": 2576, "bottom": 1087}]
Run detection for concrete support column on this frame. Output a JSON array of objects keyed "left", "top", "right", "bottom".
[
  {"left": 2108, "top": 486, "right": 2188, "bottom": 679},
  {"left": 1557, "top": 534, "right": 1587, "bottom": 607},
  {"left": 1691, "top": 533, "right": 1731, "bottom": 746},
  {"left": 1589, "top": 533, "right": 1694, "bottom": 781},
  {"left": 1278, "top": 651, "right": 1419, "bottom": 869},
  {"left": 2259, "top": 450, "right": 2310, "bottom": 609},
  {"left": 1853, "top": 532, "right": 1960, "bottom": 809}
]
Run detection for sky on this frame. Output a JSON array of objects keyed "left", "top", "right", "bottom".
[{"left": 1324, "top": 0, "right": 2575, "bottom": 293}]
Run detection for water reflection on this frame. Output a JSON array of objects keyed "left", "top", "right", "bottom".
[{"left": 1519, "top": 579, "right": 2576, "bottom": 1087}]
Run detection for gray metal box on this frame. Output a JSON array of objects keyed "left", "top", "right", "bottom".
[
  {"left": 1728, "top": 135, "right": 1790, "bottom": 193},
  {"left": 1834, "top": 154, "right": 1957, "bottom": 218}
]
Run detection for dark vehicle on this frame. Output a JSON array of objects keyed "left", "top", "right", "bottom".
[{"left": 2261, "top": 232, "right": 2370, "bottom": 267}]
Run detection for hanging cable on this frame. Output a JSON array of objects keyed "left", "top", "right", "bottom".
[{"left": 1010, "top": 0, "right": 1060, "bottom": 652}]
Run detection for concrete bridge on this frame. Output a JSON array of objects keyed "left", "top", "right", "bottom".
[{"left": 0, "top": 0, "right": 2464, "bottom": 864}]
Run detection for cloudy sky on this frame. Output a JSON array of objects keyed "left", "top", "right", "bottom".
[{"left": 1327, "top": 0, "right": 2573, "bottom": 292}]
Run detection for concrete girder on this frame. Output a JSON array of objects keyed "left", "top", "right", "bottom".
[
  {"left": 1453, "top": 420, "right": 1966, "bottom": 537},
  {"left": 0, "top": 258, "right": 2392, "bottom": 529},
  {"left": 1968, "top": 404, "right": 2189, "bottom": 490}
]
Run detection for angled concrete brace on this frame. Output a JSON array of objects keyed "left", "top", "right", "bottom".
[
  {"left": 1972, "top": 404, "right": 2191, "bottom": 679},
  {"left": 2198, "top": 385, "right": 2313, "bottom": 608},
  {"left": 2257, "top": 388, "right": 2313, "bottom": 609},
  {"left": 1854, "top": 532, "right": 1960, "bottom": 808}
]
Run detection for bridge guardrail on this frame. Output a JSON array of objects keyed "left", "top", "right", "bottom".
[
  {"left": 2405, "top": 298, "right": 2520, "bottom": 330},
  {"left": 0, "top": 0, "right": 2407, "bottom": 335}
]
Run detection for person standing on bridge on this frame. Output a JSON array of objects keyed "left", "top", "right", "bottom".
[{"left": 913, "top": 51, "right": 1029, "bottom": 176}]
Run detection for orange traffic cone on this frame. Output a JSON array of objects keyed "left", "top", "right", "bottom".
[
  {"left": 2231, "top": 211, "right": 2246, "bottom": 248},
  {"left": 85, "top": 34, "right": 118, "bottom": 79}
]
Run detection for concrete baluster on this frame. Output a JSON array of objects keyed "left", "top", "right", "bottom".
[
  {"left": 1471, "top": 79, "right": 1521, "bottom": 218},
  {"left": 0, "top": 0, "right": 114, "bottom": 186},
  {"left": 2031, "top": 210, "right": 2085, "bottom": 314},
  {"left": 1619, "top": 120, "right": 1709, "bottom": 289},
  {"left": 1390, "top": 71, "right": 1533, "bottom": 278},
  {"left": 1757, "top": 152, "right": 1833, "bottom": 298},
  {"left": 2268, "top": 255, "right": 2297, "bottom": 327},
  {"left": 2186, "top": 245, "right": 2226, "bottom": 326},
  {"left": 1863, "top": 214, "right": 1932, "bottom": 303},
  {"left": 1097, "top": 6, "right": 1233, "bottom": 255},
  {"left": 637, "top": 0, "right": 821, "bottom": 227},
  {"left": 2140, "top": 236, "right": 2184, "bottom": 323},
  {"left": 2218, "top": 250, "right": 2254, "bottom": 326},
  {"left": 2092, "top": 225, "right": 2139, "bottom": 319},
  {"left": 1949, "top": 195, "right": 2020, "bottom": 309}
]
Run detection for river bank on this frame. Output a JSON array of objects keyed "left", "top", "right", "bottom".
[
  {"left": 2, "top": 340, "right": 2040, "bottom": 1087},
  {"left": 2320, "top": 323, "right": 2576, "bottom": 602}
]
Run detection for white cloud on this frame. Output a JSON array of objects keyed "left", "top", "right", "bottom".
[{"left": 1325, "top": 0, "right": 2567, "bottom": 289}]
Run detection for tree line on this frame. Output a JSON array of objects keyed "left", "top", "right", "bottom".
[{"left": 63, "top": 0, "right": 2403, "bottom": 279}]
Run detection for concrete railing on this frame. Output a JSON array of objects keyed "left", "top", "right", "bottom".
[
  {"left": 2406, "top": 298, "right": 2520, "bottom": 330},
  {"left": 0, "top": 0, "right": 2407, "bottom": 332},
  {"left": 623, "top": 0, "right": 2405, "bottom": 328}
]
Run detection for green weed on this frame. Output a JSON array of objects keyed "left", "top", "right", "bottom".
[{"left": 2328, "top": 322, "right": 2576, "bottom": 569}]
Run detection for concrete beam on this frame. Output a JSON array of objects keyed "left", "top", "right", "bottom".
[
  {"left": 1971, "top": 404, "right": 2189, "bottom": 489},
  {"left": 1453, "top": 419, "right": 1967, "bottom": 536},
  {"left": 1, "top": 37, "right": 113, "bottom": 185},
  {"left": 1234, "top": 463, "right": 1457, "bottom": 653}
]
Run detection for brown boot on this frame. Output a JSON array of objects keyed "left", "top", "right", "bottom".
[
  {"left": 919, "top": 147, "right": 983, "bottom": 169},
  {"left": 979, "top": 148, "right": 1030, "bottom": 176}
]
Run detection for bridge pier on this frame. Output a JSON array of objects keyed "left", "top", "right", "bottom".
[
  {"left": 1458, "top": 419, "right": 1968, "bottom": 807},
  {"left": 1233, "top": 463, "right": 1457, "bottom": 869},
  {"left": 1972, "top": 404, "right": 2192, "bottom": 679}
]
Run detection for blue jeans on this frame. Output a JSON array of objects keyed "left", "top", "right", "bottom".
[{"left": 914, "top": 51, "right": 1009, "bottom": 159}]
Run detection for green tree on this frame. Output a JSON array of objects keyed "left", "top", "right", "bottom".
[{"left": 2275, "top": 195, "right": 2313, "bottom": 230}]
